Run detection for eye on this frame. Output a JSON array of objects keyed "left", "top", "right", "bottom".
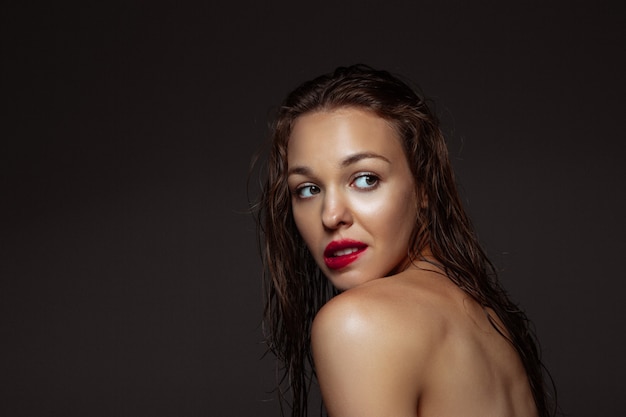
[
  {"left": 353, "top": 174, "right": 379, "bottom": 190},
  {"left": 295, "top": 184, "right": 321, "bottom": 199}
]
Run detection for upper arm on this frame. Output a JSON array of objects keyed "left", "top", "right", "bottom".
[{"left": 311, "top": 294, "right": 432, "bottom": 417}]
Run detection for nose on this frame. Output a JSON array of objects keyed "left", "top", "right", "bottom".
[{"left": 321, "top": 188, "right": 353, "bottom": 230}]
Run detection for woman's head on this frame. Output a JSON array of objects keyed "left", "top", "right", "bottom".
[
  {"left": 265, "top": 64, "right": 471, "bottom": 289},
  {"left": 287, "top": 107, "right": 419, "bottom": 290}
]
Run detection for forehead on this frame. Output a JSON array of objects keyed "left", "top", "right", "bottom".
[{"left": 287, "top": 108, "right": 405, "bottom": 164}]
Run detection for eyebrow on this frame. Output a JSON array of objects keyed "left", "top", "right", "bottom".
[
  {"left": 340, "top": 152, "right": 390, "bottom": 167},
  {"left": 287, "top": 152, "right": 391, "bottom": 176}
]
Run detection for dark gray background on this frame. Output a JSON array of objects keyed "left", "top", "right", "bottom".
[{"left": 2, "top": 1, "right": 624, "bottom": 416}]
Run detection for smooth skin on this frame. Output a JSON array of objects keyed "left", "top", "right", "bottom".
[
  {"left": 288, "top": 108, "right": 418, "bottom": 291},
  {"left": 287, "top": 108, "right": 538, "bottom": 417}
]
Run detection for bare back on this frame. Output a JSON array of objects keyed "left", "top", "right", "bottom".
[{"left": 311, "top": 262, "right": 538, "bottom": 417}]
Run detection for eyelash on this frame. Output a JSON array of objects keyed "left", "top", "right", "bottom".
[
  {"left": 352, "top": 173, "right": 380, "bottom": 190},
  {"left": 293, "top": 173, "right": 380, "bottom": 199},
  {"left": 294, "top": 184, "right": 321, "bottom": 199}
]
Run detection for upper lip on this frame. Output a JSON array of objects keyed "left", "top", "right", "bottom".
[{"left": 324, "top": 239, "right": 368, "bottom": 257}]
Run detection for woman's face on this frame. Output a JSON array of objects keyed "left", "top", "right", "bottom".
[{"left": 287, "top": 107, "right": 418, "bottom": 290}]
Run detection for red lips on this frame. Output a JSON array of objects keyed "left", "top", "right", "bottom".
[{"left": 323, "top": 239, "right": 368, "bottom": 270}]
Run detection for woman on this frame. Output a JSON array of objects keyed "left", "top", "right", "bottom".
[{"left": 257, "top": 64, "right": 553, "bottom": 417}]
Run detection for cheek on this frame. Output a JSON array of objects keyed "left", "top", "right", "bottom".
[
  {"left": 360, "top": 187, "right": 417, "bottom": 240},
  {"left": 356, "top": 186, "right": 416, "bottom": 223}
]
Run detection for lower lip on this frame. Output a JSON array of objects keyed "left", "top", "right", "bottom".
[{"left": 323, "top": 247, "right": 367, "bottom": 270}]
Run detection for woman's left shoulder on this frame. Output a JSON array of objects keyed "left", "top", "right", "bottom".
[
  {"left": 312, "top": 282, "right": 393, "bottom": 343},
  {"left": 311, "top": 275, "right": 445, "bottom": 366},
  {"left": 310, "top": 277, "right": 443, "bottom": 416}
]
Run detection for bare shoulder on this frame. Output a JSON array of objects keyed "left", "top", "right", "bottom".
[
  {"left": 312, "top": 268, "right": 538, "bottom": 417},
  {"left": 312, "top": 274, "right": 447, "bottom": 349},
  {"left": 311, "top": 272, "right": 449, "bottom": 417}
]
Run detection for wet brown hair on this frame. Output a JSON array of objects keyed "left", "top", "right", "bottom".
[{"left": 256, "top": 64, "right": 554, "bottom": 417}]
